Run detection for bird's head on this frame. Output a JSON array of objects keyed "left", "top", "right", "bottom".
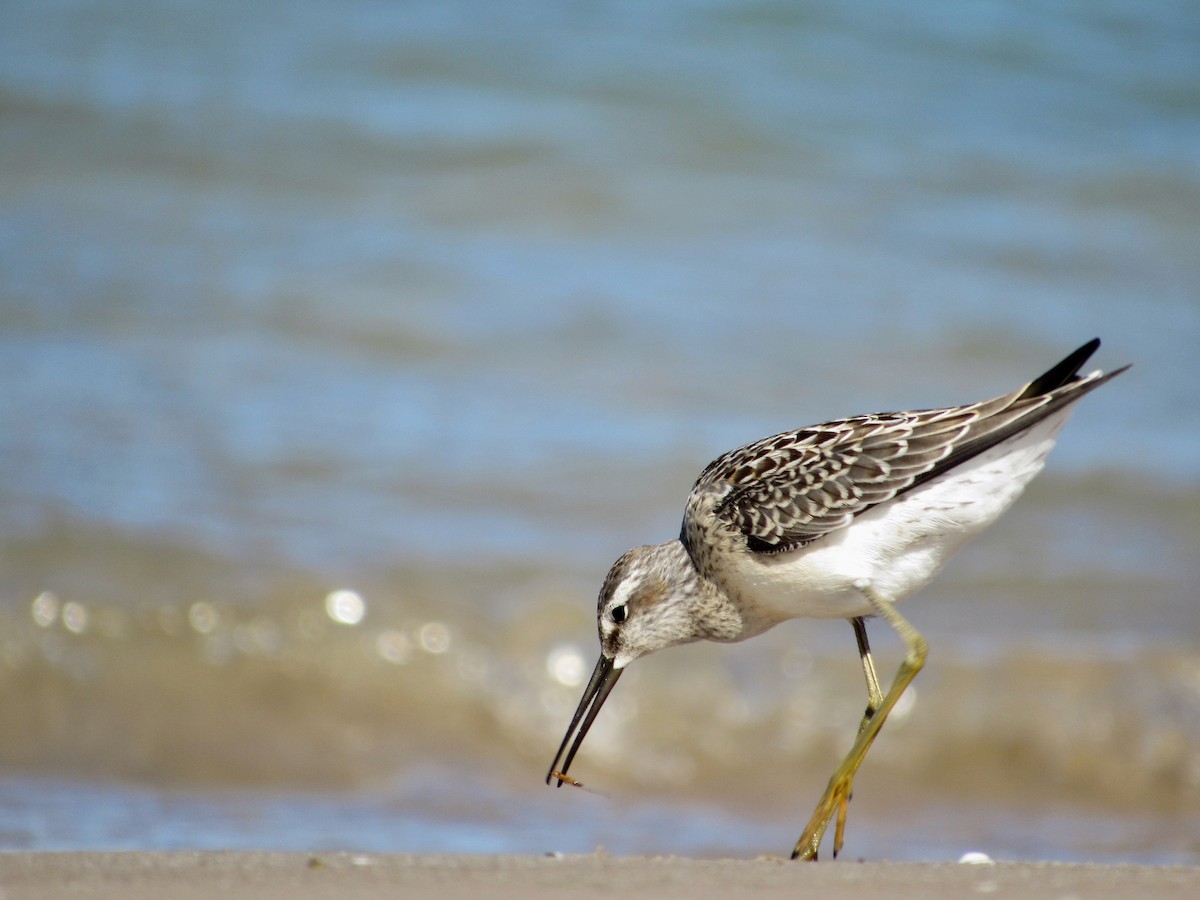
[
  {"left": 546, "top": 540, "right": 738, "bottom": 788},
  {"left": 595, "top": 541, "right": 710, "bottom": 668}
]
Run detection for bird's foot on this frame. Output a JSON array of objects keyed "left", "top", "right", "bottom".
[{"left": 790, "top": 770, "right": 854, "bottom": 861}]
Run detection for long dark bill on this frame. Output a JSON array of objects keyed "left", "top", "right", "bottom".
[{"left": 545, "top": 654, "right": 623, "bottom": 786}]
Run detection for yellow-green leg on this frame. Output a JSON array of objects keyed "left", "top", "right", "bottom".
[
  {"left": 791, "top": 579, "right": 928, "bottom": 861},
  {"left": 851, "top": 616, "right": 884, "bottom": 735},
  {"left": 830, "top": 616, "right": 885, "bottom": 853}
]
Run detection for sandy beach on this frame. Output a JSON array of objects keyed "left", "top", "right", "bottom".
[{"left": 0, "top": 852, "right": 1197, "bottom": 900}]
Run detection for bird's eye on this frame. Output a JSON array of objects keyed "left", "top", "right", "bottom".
[{"left": 610, "top": 604, "right": 627, "bottom": 624}]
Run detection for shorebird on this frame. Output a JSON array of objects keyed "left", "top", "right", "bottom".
[{"left": 546, "top": 338, "right": 1127, "bottom": 860}]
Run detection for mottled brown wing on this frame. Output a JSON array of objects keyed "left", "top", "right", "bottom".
[
  {"left": 696, "top": 403, "right": 991, "bottom": 553},
  {"left": 693, "top": 338, "right": 1126, "bottom": 554}
]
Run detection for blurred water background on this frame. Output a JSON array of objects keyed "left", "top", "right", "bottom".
[{"left": 1, "top": 0, "right": 1198, "bottom": 864}]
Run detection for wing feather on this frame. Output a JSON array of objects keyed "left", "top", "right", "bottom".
[{"left": 687, "top": 341, "right": 1126, "bottom": 555}]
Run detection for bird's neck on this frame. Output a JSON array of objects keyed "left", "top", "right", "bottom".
[{"left": 659, "top": 538, "right": 750, "bottom": 643}]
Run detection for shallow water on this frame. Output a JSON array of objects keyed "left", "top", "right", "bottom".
[{"left": 1, "top": 0, "right": 1198, "bottom": 863}]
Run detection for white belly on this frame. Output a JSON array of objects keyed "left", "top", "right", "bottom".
[{"left": 718, "top": 409, "right": 1074, "bottom": 635}]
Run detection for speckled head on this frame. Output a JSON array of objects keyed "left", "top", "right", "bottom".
[
  {"left": 595, "top": 544, "right": 675, "bottom": 663},
  {"left": 545, "top": 539, "right": 742, "bottom": 790}
]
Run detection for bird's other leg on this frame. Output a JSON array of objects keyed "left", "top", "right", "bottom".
[
  {"left": 851, "top": 616, "right": 883, "bottom": 737},
  {"left": 791, "top": 580, "right": 928, "bottom": 861},
  {"left": 827, "top": 616, "right": 886, "bottom": 854}
]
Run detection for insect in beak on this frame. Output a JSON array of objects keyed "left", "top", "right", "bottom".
[{"left": 545, "top": 654, "right": 623, "bottom": 788}]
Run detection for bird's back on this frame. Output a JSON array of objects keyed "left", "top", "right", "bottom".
[{"left": 680, "top": 341, "right": 1128, "bottom": 634}]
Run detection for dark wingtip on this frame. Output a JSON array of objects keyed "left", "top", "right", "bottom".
[{"left": 1018, "top": 338, "right": 1102, "bottom": 400}]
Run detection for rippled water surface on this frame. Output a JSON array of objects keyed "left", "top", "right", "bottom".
[{"left": 1, "top": 0, "right": 1198, "bottom": 864}]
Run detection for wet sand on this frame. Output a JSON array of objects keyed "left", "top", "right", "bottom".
[{"left": 1, "top": 852, "right": 1197, "bottom": 900}]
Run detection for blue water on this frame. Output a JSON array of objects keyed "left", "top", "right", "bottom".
[
  {"left": 1, "top": 774, "right": 1193, "bottom": 865},
  {"left": 1, "top": 0, "right": 1197, "bottom": 863}
]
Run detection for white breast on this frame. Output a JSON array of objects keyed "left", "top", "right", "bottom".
[{"left": 716, "top": 408, "right": 1075, "bottom": 636}]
